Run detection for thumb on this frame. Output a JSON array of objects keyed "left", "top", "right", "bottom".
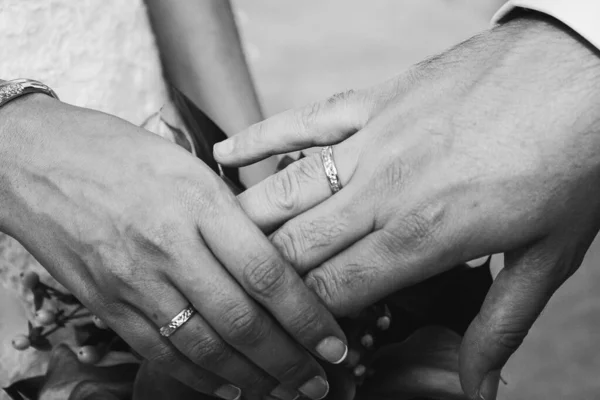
[
  {"left": 214, "top": 89, "right": 371, "bottom": 166},
  {"left": 459, "top": 243, "right": 561, "bottom": 400}
]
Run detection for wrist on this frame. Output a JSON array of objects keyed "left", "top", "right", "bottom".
[{"left": 0, "top": 93, "right": 62, "bottom": 232}]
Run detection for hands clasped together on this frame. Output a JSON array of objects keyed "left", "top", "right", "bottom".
[{"left": 3, "top": 12, "right": 600, "bottom": 400}]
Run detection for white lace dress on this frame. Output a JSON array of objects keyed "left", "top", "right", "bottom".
[{"left": 0, "top": 0, "right": 168, "bottom": 389}]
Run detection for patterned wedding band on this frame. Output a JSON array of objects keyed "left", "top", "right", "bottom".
[
  {"left": 159, "top": 305, "right": 196, "bottom": 338},
  {"left": 321, "top": 146, "right": 342, "bottom": 194}
]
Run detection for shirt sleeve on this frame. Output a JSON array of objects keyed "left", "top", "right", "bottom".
[{"left": 492, "top": 1, "right": 600, "bottom": 50}]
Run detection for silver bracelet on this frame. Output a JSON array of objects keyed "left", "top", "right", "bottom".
[{"left": 0, "top": 79, "right": 59, "bottom": 109}]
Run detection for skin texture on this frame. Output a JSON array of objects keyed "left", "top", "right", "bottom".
[
  {"left": 216, "top": 13, "right": 600, "bottom": 400},
  {"left": 145, "top": 0, "right": 277, "bottom": 187},
  {"left": 0, "top": 94, "right": 347, "bottom": 400}
]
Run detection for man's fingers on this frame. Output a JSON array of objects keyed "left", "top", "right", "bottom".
[
  {"left": 459, "top": 244, "right": 561, "bottom": 400},
  {"left": 239, "top": 141, "right": 359, "bottom": 233},
  {"left": 302, "top": 229, "right": 452, "bottom": 316},
  {"left": 268, "top": 180, "right": 373, "bottom": 274},
  {"left": 214, "top": 89, "right": 370, "bottom": 166}
]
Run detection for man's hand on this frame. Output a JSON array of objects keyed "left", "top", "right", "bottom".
[
  {"left": 216, "top": 13, "right": 600, "bottom": 399},
  {"left": 0, "top": 94, "right": 347, "bottom": 400}
]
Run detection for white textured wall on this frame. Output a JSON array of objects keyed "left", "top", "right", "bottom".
[{"left": 0, "top": 0, "right": 167, "bottom": 123}]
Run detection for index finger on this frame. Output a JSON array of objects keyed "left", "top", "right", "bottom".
[
  {"left": 196, "top": 181, "right": 349, "bottom": 356},
  {"left": 213, "top": 89, "right": 370, "bottom": 167}
]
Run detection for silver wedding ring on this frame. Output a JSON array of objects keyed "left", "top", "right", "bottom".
[
  {"left": 321, "top": 146, "right": 342, "bottom": 194},
  {"left": 159, "top": 305, "right": 196, "bottom": 337}
]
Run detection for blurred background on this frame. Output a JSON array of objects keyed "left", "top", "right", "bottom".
[{"left": 236, "top": 1, "right": 600, "bottom": 399}]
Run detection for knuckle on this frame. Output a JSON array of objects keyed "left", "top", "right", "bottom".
[
  {"left": 326, "top": 89, "right": 356, "bottom": 105},
  {"left": 137, "top": 220, "right": 184, "bottom": 256},
  {"left": 386, "top": 202, "right": 445, "bottom": 255},
  {"left": 293, "top": 154, "right": 325, "bottom": 182},
  {"left": 306, "top": 264, "right": 371, "bottom": 316},
  {"left": 271, "top": 228, "right": 303, "bottom": 265},
  {"left": 274, "top": 216, "right": 348, "bottom": 268},
  {"left": 286, "top": 304, "right": 325, "bottom": 340},
  {"left": 268, "top": 155, "right": 322, "bottom": 214},
  {"left": 243, "top": 254, "right": 288, "bottom": 298},
  {"left": 187, "top": 334, "right": 232, "bottom": 368},
  {"left": 298, "top": 101, "right": 322, "bottom": 131},
  {"left": 268, "top": 168, "right": 300, "bottom": 213},
  {"left": 221, "top": 302, "right": 269, "bottom": 346},
  {"left": 493, "top": 329, "right": 527, "bottom": 353},
  {"left": 305, "top": 270, "right": 339, "bottom": 312}
]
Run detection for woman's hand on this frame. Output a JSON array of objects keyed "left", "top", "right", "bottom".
[
  {"left": 216, "top": 13, "right": 600, "bottom": 400},
  {"left": 0, "top": 94, "right": 347, "bottom": 400}
]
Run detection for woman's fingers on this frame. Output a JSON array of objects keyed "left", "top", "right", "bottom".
[
  {"left": 459, "top": 243, "right": 564, "bottom": 400},
  {"left": 192, "top": 188, "right": 349, "bottom": 399},
  {"left": 104, "top": 308, "right": 234, "bottom": 399},
  {"left": 239, "top": 141, "right": 359, "bottom": 233},
  {"left": 214, "top": 89, "right": 371, "bottom": 166},
  {"left": 174, "top": 242, "right": 327, "bottom": 400},
  {"left": 130, "top": 278, "right": 279, "bottom": 400}
]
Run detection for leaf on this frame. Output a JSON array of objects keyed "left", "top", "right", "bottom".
[
  {"left": 168, "top": 85, "right": 244, "bottom": 190},
  {"left": 132, "top": 360, "right": 208, "bottom": 400},
  {"left": 27, "top": 322, "right": 52, "bottom": 351},
  {"left": 68, "top": 381, "right": 130, "bottom": 400},
  {"left": 386, "top": 262, "right": 493, "bottom": 336},
  {"left": 357, "top": 326, "right": 491, "bottom": 400},
  {"left": 3, "top": 375, "right": 45, "bottom": 400},
  {"left": 74, "top": 323, "right": 117, "bottom": 347},
  {"left": 29, "top": 335, "right": 52, "bottom": 351},
  {"left": 32, "top": 286, "right": 45, "bottom": 311},
  {"left": 38, "top": 344, "right": 138, "bottom": 399}
]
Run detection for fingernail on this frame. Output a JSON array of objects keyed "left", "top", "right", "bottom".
[
  {"left": 214, "top": 384, "right": 242, "bottom": 400},
  {"left": 316, "top": 336, "right": 348, "bottom": 364},
  {"left": 478, "top": 370, "right": 501, "bottom": 400},
  {"left": 270, "top": 385, "right": 299, "bottom": 400},
  {"left": 298, "top": 376, "right": 329, "bottom": 400},
  {"left": 214, "top": 139, "right": 234, "bottom": 156}
]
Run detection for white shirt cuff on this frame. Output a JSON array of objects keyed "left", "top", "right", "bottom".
[{"left": 492, "top": 0, "right": 600, "bottom": 51}]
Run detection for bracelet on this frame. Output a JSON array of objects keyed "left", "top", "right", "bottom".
[{"left": 0, "top": 79, "right": 59, "bottom": 109}]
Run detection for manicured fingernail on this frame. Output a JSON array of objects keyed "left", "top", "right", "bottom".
[
  {"left": 316, "top": 336, "right": 348, "bottom": 364},
  {"left": 298, "top": 376, "right": 329, "bottom": 400},
  {"left": 478, "top": 370, "right": 501, "bottom": 400},
  {"left": 214, "top": 139, "right": 234, "bottom": 156},
  {"left": 270, "top": 385, "right": 299, "bottom": 400},
  {"left": 214, "top": 384, "right": 241, "bottom": 400}
]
